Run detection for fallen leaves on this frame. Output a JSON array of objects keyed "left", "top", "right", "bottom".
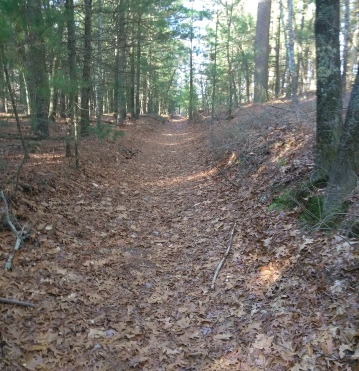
[{"left": 0, "top": 111, "right": 358, "bottom": 370}]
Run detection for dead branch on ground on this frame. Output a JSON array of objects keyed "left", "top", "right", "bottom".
[
  {"left": 0, "top": 297, "right": 35, "bottom": 308},
  {"left": 212, "top": 164, "right": 240, "bottom": 189},
  {"left": 210, "top": 222, "right": 236, "bottom": 290},
  {"left": 0, "top": 191, "right": 26, "bottom": 271}
]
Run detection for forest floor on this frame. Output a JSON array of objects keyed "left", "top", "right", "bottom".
[{"left": 0, "top": 100, "right": 359, "bottom": 370}]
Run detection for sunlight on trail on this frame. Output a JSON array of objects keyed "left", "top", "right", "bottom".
[
  {"left": 27, "top": 153, "right": 64, "bottom": 165},
  {"left": 161, "top": 132, "right": 189, "bottom": 136},
  {"left": 143, "top": 137, "right": 197, "bottom": 146},
  {"left": 258, "top": 264, "right": 281, "bottom": 284},
  {"left": 168, "top": 116, "right": 187, "bottom": 123},
  {"left": 269, "top": 136, "right": 306, "bottom": 165},
  {"left": 144, "top": 168, "right": 217, "bottom": 187}
]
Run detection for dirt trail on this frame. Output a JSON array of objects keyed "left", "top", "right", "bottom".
[
  {"left": 112, "top": 117, "right": 241, "bottom": 369},
  {"left": 80, "top": 116, "right": 241, "bottom": 369},
  {"left": 2, "top": 112, "right": 357, "bottom": 370},
  {"left": 2, "top": 116, "right": 243, "bottom": 370}
]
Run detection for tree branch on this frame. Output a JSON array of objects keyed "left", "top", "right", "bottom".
[
  {"left": 210, "top": 222, "right": 236, "bottom": 290},
  {"left": 1, "top": 191, "right": 25, "bottom": 270},
  {"left": 0, "top": 297, "right": 35, "bottom": 308}
]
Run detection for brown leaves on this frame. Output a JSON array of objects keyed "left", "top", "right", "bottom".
[{"left": 0, "top": 112, "right": 358, "bottom": 370}]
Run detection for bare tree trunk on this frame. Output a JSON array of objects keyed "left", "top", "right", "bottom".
[
  {"left": 274, "top": 13, "right": 281, "bottom": 98},
  {"left": 80, "top": 0, "right": 92, "bottom": 136},
  {"left": 287, "top": 0, "right": 298, "bottom": 103},
  {"left": 65, "top": 0, "right": 79, "bottom": 168},
  {"left": 114, "top": 1, "right": 127, "bottom": 125},
  {"left": 22, "top": 71, "right": 30, "bottom": 115},
  {"left": 1, "top": 44, "right": 29, "bottom": 160},
  {"left": 129, "top": 46, "right": 135, "bottom": 119},
  {"left": 135, "top": 13, "right": 142, "bottom": 119},
  {"left": 295, "top": 0, "right": 307, "bottom": 95},
  {"left": 49, "top": 56, "right": 59, "bottom": 122},
  {"left": 225, "top": 1, "right": 234, "bottom": 117},
  {"left": 96, "top": 0, "right": 103, "bottom": 127},
  {"left": 324, "top": 68, "right": 359, "bottom": 222},
  {"left": 210, "top": 13, "right": 219, "bottom": 145},
  {"left": 279, "top": 0, "right": 298, "bottom": 104},
  {"left": 48, "top": 18, "right": 64, "bottom": 123},
  {"left": 189, "top": 3, "right": 194, "bottom": 120},
  {"left": 341, "top": 0, "right": 350, "bottom": 95},
  {"left": 312, "top": 0, "right": 342, "bottom": 184},
  {"left": 236, "top": 45, "right": 251, "bottom": 103},
  {"left": 25, "top": 0, "right": 49, "bottom": 138},
  {"left": 254, "top": 0, "right": 272, "bottom": 102}
]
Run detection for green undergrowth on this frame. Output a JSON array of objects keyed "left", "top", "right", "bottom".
[
  {"left": 269, "top": 183, "right": 325, "bottom": 228},
  {"left": 345, "top": 218, "right": 359, "bottom": 238},
  {"left": 87, "top": 123, "right": 125, "bottom": 141}
]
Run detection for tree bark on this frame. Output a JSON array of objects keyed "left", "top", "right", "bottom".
[
  {"left": 96, "top": 0, "right": 103, "bottom": 126},
  {"left": 114, "top": 1, "right": 127, "bottom": 124},
  {"left": 188, "top": 3, "right": 194, "bottom": 120},
  {"left": 1, "top": 44, "right": 29, "bottom": 160},
  {"left": 65, "top": 0, "right": 78, "bottom": 167},
  {"left": 341, "top": 0, "right": 350, "bottom": 94},
  {"left": 287, "top": 0, "right": 298, "bottom": 104},
  {"left": 254, "top": 0, "right": 271, "bottom": 102},
  {"left": 324, "top": 68, "right": 359, "bottom": 221},
  {"left": 224, "top": 1, "right": 234, "bottom": 117},
  {"left": 25, "top": 0, "right": 50, "bottom": 138},
  {"left": 135, "top": 13, "right": 142, "bottom": 119},
  {"left": 274, "top": 13, "right": 281, "bottom": 99},
  {"left": 279, "top": 0, "right": 298, "bottom": 104},
  {"left": 129, "top": 46, "right": 135, "bottom": 119},
  {"left": 210, "top": 12, "right": 219, "bottom": 145},
  {"left": 312, "top": 0, "right": 342, "bottom": 184},
  {"left": 80, "top": 0, "right": 92, "bottom": 136}
]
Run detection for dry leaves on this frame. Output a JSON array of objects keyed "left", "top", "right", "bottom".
[{"left": 0, "top": 107, "right": 358, "bottom": 370}]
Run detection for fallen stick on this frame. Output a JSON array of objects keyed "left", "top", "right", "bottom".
[
  {"left": 210, "top": 223, "right": 236, "bottom": 291},
  {"left": 213, "top": 164, "right": 241, "bottom": 189},
  {"left": 1, "top": 190, "right": 25, "bottom": 271},
  {"left": 0, "top": 297, "right": 36, "bottom": 308}
]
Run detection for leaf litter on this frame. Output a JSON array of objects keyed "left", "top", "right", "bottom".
[{"left": 0, "top": 105, "right": 358, "bottom": 370}]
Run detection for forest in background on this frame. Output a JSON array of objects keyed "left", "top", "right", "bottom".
[
  {"left": 0, "top": 0, "right": 357, "bottom": 126},
  {"left": 1, "top": 0, "right": 358, "bottom": 225},
  {"left": 1, "top": 1, "right": 359, "bottom": 369}
]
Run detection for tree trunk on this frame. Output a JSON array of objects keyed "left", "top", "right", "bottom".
[
  {"left": 114, "top": 1, "right": 126, "bottom": 124},
  {"left": 1, "top": 44, "right": 29, "bottom": 159},
  {"left": 279, "top": 0, "right": 298, "bottom": 104},
  {"left": 341, "top": 0, "right": 350, "bottom": 94},
  {"left": 189, "top": 8, "right": 194, "bottom": 120},
  {"left": 129, "top": 46, "right": 135, "bottom": 119},
  {"left": 287, "top": 0, "right": 298, "bottom": 103},
  {"left": 96, "top": 0, "right": 103, "bottom": 127},
  {"left": 49, "top": 57, "right": 57, "bottom": 122},
  {"left": 80, "top": 0, "right": 92, "bottom": 136},
  {"left": 312, "top": 0, "right": 342, "bottom": 184},
  {"left": 324, "top": 68, "right": 359, "bottom": 222},
  {"left": 254, "top": 0, "right": 271, "bottom": 103},
  {"left": 65, "top": 0, "right": 78, "bottom": 168},
  {"left": 274, "top": 13, "right": 281, "bottom": 99},
  {"left": 210, "top": 12, "right": 219, "bottom": 145},
  {"left": 135, "top": 13, "right": 142, "bottom": 119},
  {"left": 25, "top": 0, "right": 50, "bottom": 138},
  {"left": 225, "top": 1, "right": 234, "bottom": 117},
  {"left": 296, "top": 0, "right": 307, "bottom": 95}
]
